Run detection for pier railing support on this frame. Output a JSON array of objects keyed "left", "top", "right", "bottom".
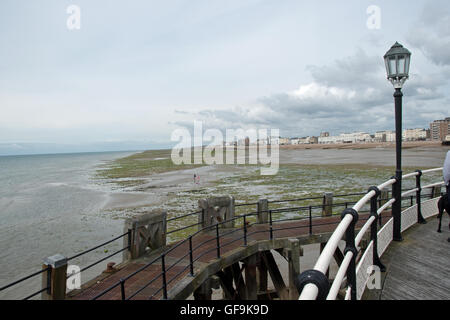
[
  {"left": 41, "top": 254, "right": 67, "bottom": 300},
  {"left": 368, "top": 187, "right": 385, "bottom": 272},
  {"left": 257, "top": 199, "right": 268, "bottom": 224},
  {"left": 415, "top": 170, "right": 426, "bottom": 224},
  {"left": 322, "top": 193, "right": 333, "bottom": 216},
  {"left": 392, "top": 176, "right": 403, "bottom": 241},
  {"left": 342, "top": 208, "right": 358, "bottom": 300},
  {"left": 124, "top": 210, "right": 167, "bottom": 260},
  {"left": 198, "top": 196, "right": 235, "bottom": 229}
]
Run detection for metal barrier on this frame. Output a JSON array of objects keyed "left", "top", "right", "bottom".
[{"left": 297, "top": 167, "right": 444, "bottom": 300}]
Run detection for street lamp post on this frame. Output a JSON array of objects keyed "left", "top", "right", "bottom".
[{"left": 384, "top": 42, "right": 411, "bottom": 242}]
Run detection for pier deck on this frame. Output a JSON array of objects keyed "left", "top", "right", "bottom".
[
  {"left": 70, "top": 211, "right": 391, "bottom": 300},
  {"left": 378, "top": 216, "right": 450, "bottom": 300}
]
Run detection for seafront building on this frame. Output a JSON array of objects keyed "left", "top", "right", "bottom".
[
  {"left": 430, "top": 117, "right": 450, "bottom": 141},
  {"left": 217, "top": 120, "right": 442, "bottom": 147}
]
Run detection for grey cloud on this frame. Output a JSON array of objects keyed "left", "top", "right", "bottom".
[
  {"left": 170, "top": 46, "right": 447, "bottom": 137},
  {"left": 407, "top": 2, "right": 450, "bottom": 66}
]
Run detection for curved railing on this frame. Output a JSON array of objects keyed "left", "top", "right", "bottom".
[{"left": 297, "top": 167, "right": 444, "bottom": 300}]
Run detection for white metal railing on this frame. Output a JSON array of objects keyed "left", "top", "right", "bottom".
[{"left": 298, "top": 167, "right": 444, "bottom": 300}]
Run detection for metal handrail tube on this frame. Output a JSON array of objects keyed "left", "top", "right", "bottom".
[
  {"left": 402, "top": 172, "right": 419, "bottom": 179},
  {"left": 126, "top": 272, "right": 162, "bottom": 300},
  {"left": 191, "top": 236, "right": 217, "bottom": 253},
  {"left": 166, "top": 264, "right": 191, "bottom": 287},
  {"left": 22, "top": 286, "right": 50, "bottom": 300},
  {"left": 327, "top": 251, "right": 353, "bottom": 300},
  {"left": 313, "top": 214, "right": 353, "bottom": 275},
  {"left": 378, "top": 198, "right": 396, "bottom": 214},
  {"left": 166, "top": 221, "right": 202, "bottom": 235},
  {"left": 268, "top": 195, "right": 326, "bottom": 203},
  {"left": 219, "top": 235, "right": 246, "bottom": 250},
  {"left": 192, "top": 246, "right": 222, "bottom": 264},
  {"left": 353, "top": 190, "right": 376, "bottom": 212},
  {"left": 67, "top": 231, "right": 130, "bottom": 261},
  {"left": 421, "top": 167, "right": 443, "bottom": 174},
  {"left": 165, "top": 251, "right": 190, "bottom": 273},
  {"left": 421, "top": 181, "right": 444, "bottom": 189},
  {"left": 401, "top": 188, "right": 418, "bottom": 197},
  {"left": 378, "top": 178, "right": 397, "bottom": 191},
  {"left": 235, "top": 202, "right": 259, "bottom": 207},
  {"left": 344, "top": 287, "right": 351, "bottom": 300},
  {"left": 355, "top": 215, "right": 376, "bottom": 247},
  {"left": 300, "top": 178, "right": 397, "bottom": 300},
  {"left": 68, "top": 246, "right": 130, "bottom": 279},
  {"left": 167, "top": 211, "right": 201, "bottom": 222},
  {"left": 0, "top": 266, "right": 50, "bottom": 291}
]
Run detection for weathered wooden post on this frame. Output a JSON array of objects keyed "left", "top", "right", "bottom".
[
  {"left": 322, "top": 192, "right": 333, "bottom": 216},
  {"left": 287, "top": 239, "right": 301, "bottom": 300},
  {"left": 41, "top": 254, "right": 67, "bottom": 300},
  {"left": 257, "top": 252, "right": 268, "bottom": 297},
  {"left": 198, "top": 196, "right": 235, "bottom": 229},
  {"left": 257, "top": 199, "right": 269, "bottom": 224},
  {"left": 244, "top": 254, "right": 258, "bottom": 300},
  {"left": 123, "top": 209, "right": 167, "bottom": 260}
]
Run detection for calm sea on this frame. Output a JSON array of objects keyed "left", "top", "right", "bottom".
[{"left": 0, "top": 151, "right": 134, "bottom": 299}]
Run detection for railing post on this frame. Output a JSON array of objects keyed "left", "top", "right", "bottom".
[
  {"left": 189, "top": 236, "right": 194, "bottom": 276},
  {"left": 161, "top": 254, "right": 167, "bottom": 300},
  {"left": 216, "top": 224, "right": 221, "bottom": 259},
  {"left": 41, "top": 254, "right": 67, "bottom": 300},
  {"left": 342, "top": 208, "right": 359, "bottom": 300},
  {"left": 322, "top": 192, "right": 333, "bottom": 216},
  {"left": 120, "top": 279, "right": 126, "bottom": 300},
  {"left": 392, "top": 176, "right": 403, "bottom": 241},
  {"left": 257, "top": 199, "right": 269, "bottom": 224},
  {"left": 415, "top": 170, "right": 426, "bottom": 224},
  {"left": 198, "top": 208, "right": 205, "bottom": 231},
  {"left": 269, "top": 210, "right": 273, "bottom": 240},
  {"left": 368, "top": 187, "right": 386, "bottom": 272},
  {"left": 308, "top": 206, "right": 312, "bottom": 235},
  {"left": 243, "top": 215, "right": 248, "bottom": 246}
]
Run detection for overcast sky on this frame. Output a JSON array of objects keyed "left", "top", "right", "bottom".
[{"left": 0, "top": 0, "right": 449, "bottom": 154}]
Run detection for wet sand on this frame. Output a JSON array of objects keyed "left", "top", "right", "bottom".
[{"left": 101, "top": 143, "right": 449, "bottom": 214}]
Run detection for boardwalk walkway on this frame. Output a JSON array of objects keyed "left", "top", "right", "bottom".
[
  {"left": 374, "top": 216, "right": 450, "bottom": 300},
  {"left": 70, "top": 212, "right": 391, "bottom": 300}
]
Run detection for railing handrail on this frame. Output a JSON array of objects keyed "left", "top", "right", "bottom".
[{"left": 299, "top": 166, "right": 444, "bottom": 300}]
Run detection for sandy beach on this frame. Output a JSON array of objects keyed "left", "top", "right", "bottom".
[{"left": 99, "top": 141, "right": 449, "bottom": 217}]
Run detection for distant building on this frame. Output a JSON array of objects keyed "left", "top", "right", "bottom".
[
  {"left": 320, "top": 132, "right": 330, "bottom": 137},
  {"left": 279, "top": 137, "right": 290, "bottom": 145},
  {"left": 290, "top": 136, "right": 317, "bottom": 144},
  {"left": 430, "top": 118, "right": 450, "bottom": 141},
  {"left": 402, "top": 128, "right": 427, "bottom": 141},
  {"left": 318, "top": 132, "right": 373, "bottom": 144}
]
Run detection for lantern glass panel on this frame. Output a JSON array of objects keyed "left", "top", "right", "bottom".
[
  {"left": 405, "top": 55, "right": 410, "bottom": 75},
  {"left": 398, "top": 55, "right": 405, "bottom": 74},
  {"left": 389, "top": 57, "right": 397, "bottom": 76}
]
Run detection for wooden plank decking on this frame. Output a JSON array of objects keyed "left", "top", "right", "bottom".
[
  {"left": 378, "top": 216, "right": 450, "bottom": 300},
  {"left": 70, "top": 211, "right": 390, "bottom": 300}
]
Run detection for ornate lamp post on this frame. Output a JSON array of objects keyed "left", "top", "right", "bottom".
[{"left": 383, "top": 42, "right": 411, "bottom": 241}]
